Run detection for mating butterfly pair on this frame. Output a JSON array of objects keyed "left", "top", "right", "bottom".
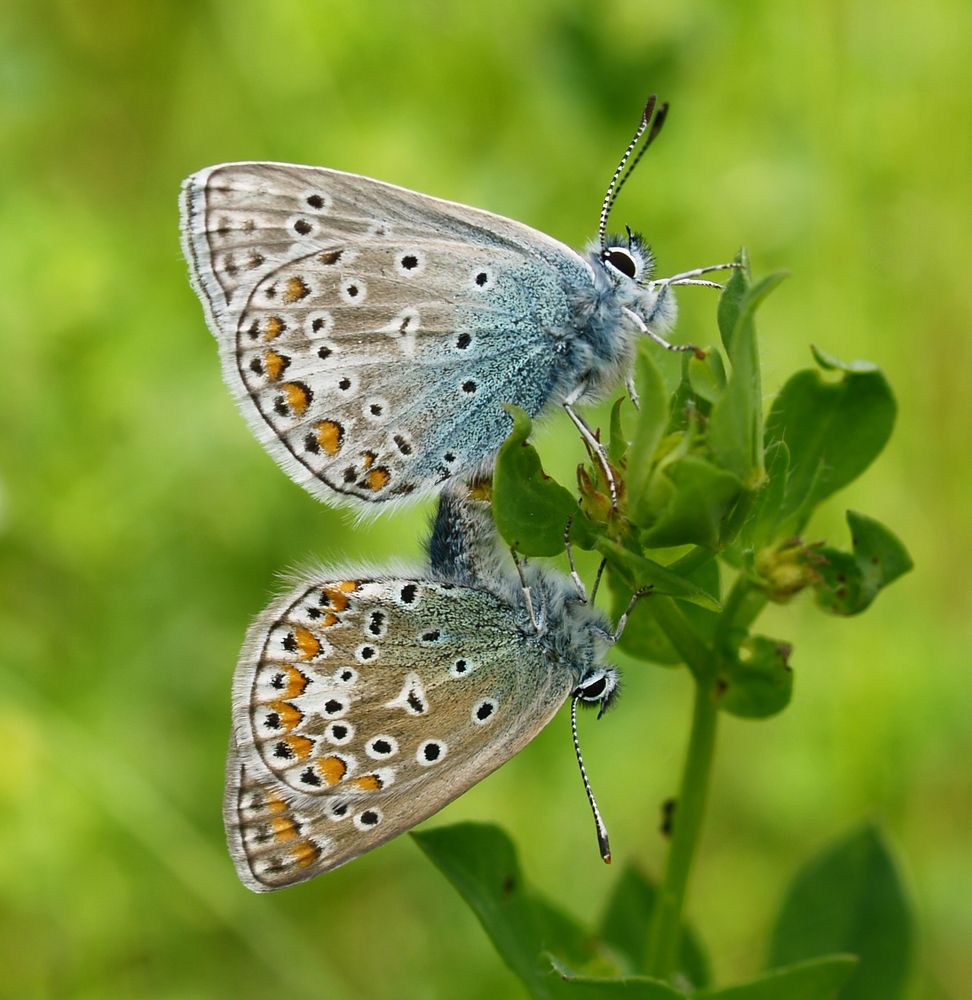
[{"left": 181, "top": 97, "right": 732, "bottom": 889}]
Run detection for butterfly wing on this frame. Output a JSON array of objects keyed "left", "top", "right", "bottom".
[
  {"left": 225, "top": 570, "right": 570, "bottom": 891},
  {"left": 181, "top": 163, "right": 594, "bottom": 506}
]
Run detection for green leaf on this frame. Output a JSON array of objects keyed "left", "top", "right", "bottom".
[
  {"left": 637, "top": 455, "right": 743, "bottom": 548},
  {"left": 715, "top": 634, "right": 793, "bottom": 718},
  {"left": 813, "top": 511, "right": 913, "bottom": 615},
  {"left": 596, "top": 538, "right": 721, "bottom": 611},
  {"left": 493, "top": 405, "right": 588, "bottom": 557},
  {"left": 716, "top": 248, "right": 750, "bottom": 353},
  {"left": 739, "top": 438, "right": 790, "bottom": 548},
  {"left": 688, "top": 349, "right": 727, "bottom": 406},
  {"left": 847, "top": 510, "right": 913, "bottom": 592},
  {"left": 768, "top": 824, "right": 913, "bottom": 1000},
  {"left": 762, "top": 353, "right": 896, "bottom": 537},
  {"left": 415, "top": 823, "right": 603, "bottom": 998},
  {"left": 698, "top": 956, "right": 857, "bottom": 1000},
  {"left": 709, "top": 269, "right": 786, "bottom": 485},
  {"left": 626, "top": 342, "right": 670, "bottom": 508},
  {"left": 608, "top": 397, "right": 629, "bottom": 466},
  {"left": 599, "top": 864, "right": 711, "bottom": 988},
  {"left": 547, "top": 956, "right": 687, "bottom": 999},
  {"left": 611, "top": 561, "right": 720, "bottom": 666}
]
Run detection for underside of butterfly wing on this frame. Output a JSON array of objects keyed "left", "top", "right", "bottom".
[
  {"left": 181, "top": 163, "right": 596, "bottom": 506},
  {"left": 225, "top": 571, "right": 571, "bottom": 890}
]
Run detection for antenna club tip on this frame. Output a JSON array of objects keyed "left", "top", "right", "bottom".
[{"left": 598, "top": 835, "right": 612, "bottom": 863}]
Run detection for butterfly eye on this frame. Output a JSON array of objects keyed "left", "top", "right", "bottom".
[
  {"left": 574, "top": 668, "right": 619, "bottom": 711},
  {"left": 602, "top": 247, "right": 637, "bottom": 279},
  {"left": 578, "top": 675, "right": 607, "bottom": 701}
]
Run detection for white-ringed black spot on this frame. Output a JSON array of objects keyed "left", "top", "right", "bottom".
[
  {"left": 407, "top": 690, "right": 425, "bottom": 713},
  {"left": 355, "top": 644, "right": 378, "bottom": 664},
  {"left": 336, "top": 667, "right": 358, "bottom": 684},
  {"left": 293, "top": 219, "right": 312, "bottom": 236},
  {"left": 456, "top": 333, "right": 471, "bottom": 349},
  {"left": 300, "top": 766, "right": 322, "bottom": 787},
  {"left": 324, "top": 721, "right": 354, "bottom": 745},
  {"left": 306, "top": 194, "right": 326, "bottom": 209},
  {"left": 462, "top": 380, "right": 477, "bottom": 394},
  {"left": 263, "top": 711, "right": 281, "bottom": 730},
  {"left": 318, "top": 345, "right": 332, "bottom": 360},
  {"left": 401, "top": 254, "right": 418, "bottom": 270},
  {"left": 322, "top": 698, "right": 346, "bottom": 718},
  {"left": 475, "top": 271, "right": 489, "bottom": 287},
  {"left": 367, "top": 610, "right": 387, "bottom": 636},
  {"left": 444, "top": 452, "right": 456, "bottom": 463},
  {"left": 365, "top": 735, "right": 398, "bottom": 759},
  {"left": 273, "top": 740, "right": 295, "bottom": 759},
  {"left": 354, "top": 808, "right": 382, "bottom": 830},
  {"left": 400, "top": 584, "right": 418, "bottom": 604},
  {"left": 342, "top": 467, "right": 357, "bottom": 483},
  {"left": 338, "top": 377, "right": 352, "bottom": 391},
  {"left": 472, "top": 699, "right": 498, "bottom": 725},
  {"left": 270, "top": 672, "right": 285, "bottom": 690},
  {"left": 364, "top": 397, "right": 389, "bottom": 423},
  {"left": 416, "top": 740, "right": 446, "bottom": 766},
  {"left": 306, "top": 310, "right": 334, "bottom": 339},
  {"left": 340, "top": 278, "right": 367, "bottom": 304},
  {"left": 450, "top": 658, "right": 470, "bottom": 677},
  {"left": 421, "top": 629, "right": 441, "bottom": 643}
]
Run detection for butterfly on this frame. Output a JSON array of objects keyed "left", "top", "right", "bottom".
[
  {"left": 180, "top": 96, "right": 735, "bottom": 510},
  {"left": 224, "top": 483, "right": 636, "bottom": 891}
]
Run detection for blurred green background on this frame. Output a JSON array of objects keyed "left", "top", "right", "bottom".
[{"left": 1, "top": 1, "right": 969, "bottom": 997}]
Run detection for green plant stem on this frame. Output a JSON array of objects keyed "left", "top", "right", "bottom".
[
  {"left": 668, "top": 546, "right": 717, "bottom": 576},
  {"left": 650, "top": 597, "right": 713, "bottom": 683},
  {"left": 644, "top": 680, "right": 719, "bottom": 981},
  {"left": 716, "top": 575, "right": 768, "bottom": 646}
]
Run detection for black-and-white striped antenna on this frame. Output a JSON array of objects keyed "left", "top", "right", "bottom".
[
  {"left": 571, "top": 694, "right": 611, "bottom": 863},
  {"left": 597, "top": 96, "right": 670, "bottom": 250}
]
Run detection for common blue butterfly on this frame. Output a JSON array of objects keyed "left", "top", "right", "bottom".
[
  {"left": 225, "top": 483, "right": 635, "bottom": 890},
  {"left": 180, "top": 97, "right": 735, "bottom": 508}
]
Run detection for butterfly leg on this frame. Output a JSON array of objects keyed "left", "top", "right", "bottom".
[
  {"left": 623, "top": 307, "right": 705, "bottom": 361},
  {"left": 611, "top": 585, "right": 654, "bottom": 642},
  {"left": 657, "top": 261, "right": 743, "bottom": 283},
  {"left": 589, "top": 558, "right": 607, "bottom": 605},
  {"left": 564, "top": 518, "right": 588, "bottom": 603},
  {"left": 625, "top": 375, "right": 641, "bottom": 410},
  {"left": 510, "top": 547, "right": 542, "bottom": 633},
  {"left": 563, "top": 383, "right": 619, "bottom": 509}
]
